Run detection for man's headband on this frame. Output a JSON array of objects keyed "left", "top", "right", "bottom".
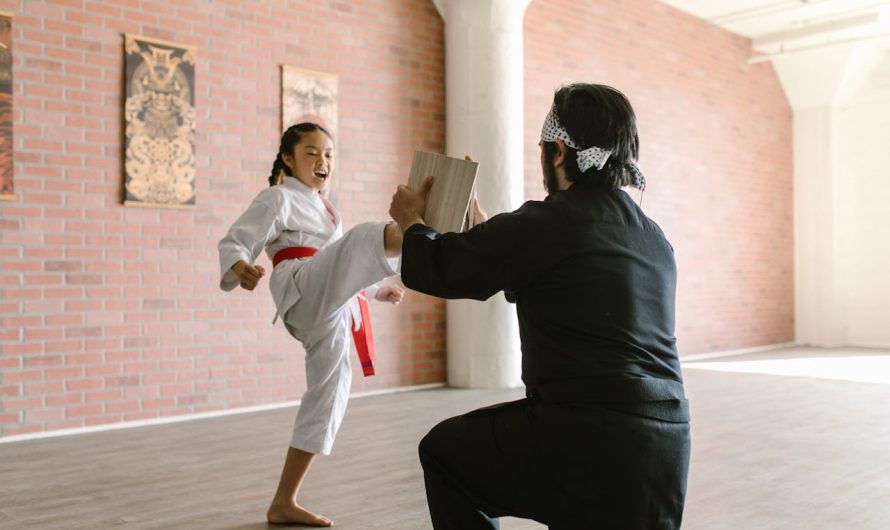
[{"left": 541, "top": 105, "right": 646, "bottom": 191}]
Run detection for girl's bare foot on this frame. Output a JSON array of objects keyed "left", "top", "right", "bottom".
[
  {"left": 267, "top": 502, "right": 333, "bottom": 527},
  {"left": 383, "top": 222, "right": 403, "bottom": 258}
]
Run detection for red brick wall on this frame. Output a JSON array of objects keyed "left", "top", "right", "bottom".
[
  {"left": 524, "top": 0, "right": 794, "bottom": 355},
  {"left": 0, "top": 0, "right": 445, "bottom": 438}
]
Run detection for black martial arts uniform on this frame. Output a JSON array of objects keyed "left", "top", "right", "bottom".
[{"left": 402, "top": 179, "right": 691, "bottom": 530}]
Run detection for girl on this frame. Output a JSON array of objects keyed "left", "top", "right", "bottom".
[{"left": 218, "top": 122, "right": 405, "bottom": 526}]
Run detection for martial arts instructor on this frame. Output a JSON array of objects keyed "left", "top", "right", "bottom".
[{"left": 389, "top": 83, "right": 691, "bottom": 529}]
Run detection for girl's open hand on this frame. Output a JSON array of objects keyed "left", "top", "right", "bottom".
[
  {"left": 375, "top": 284, "right": 405, "bottom": 305},
  {"left": 231, "top": 260, "right": 265, "bottom": 291}
]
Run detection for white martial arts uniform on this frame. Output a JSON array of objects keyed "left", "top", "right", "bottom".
[{"left": 218, "top": 176, "right": 400, "bottom": 455}]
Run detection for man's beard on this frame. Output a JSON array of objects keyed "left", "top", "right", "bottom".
[{"left": 542, "top": 145, "right": 559, "bottom": 195}]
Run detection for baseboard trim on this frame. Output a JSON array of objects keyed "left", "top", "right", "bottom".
[
  {"left": 681, "top": 342, "right": 798, "bottom": 362},
  {"left": 845, "top": 342, "right": 890, "bottom": 351},
  {"left": 0, "top": 382, "right": 446, "bottom": 445},
  {"left": 0, "top": 343, "right": 812, "bottom": 444}
]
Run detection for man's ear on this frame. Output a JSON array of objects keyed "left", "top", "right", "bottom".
[{"left": 553, "top": 139, "right": 569, "bottom": 168}]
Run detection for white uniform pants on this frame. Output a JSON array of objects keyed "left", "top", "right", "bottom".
[{"left": 283, "top": 221, "right": 399, "bottom": 455}]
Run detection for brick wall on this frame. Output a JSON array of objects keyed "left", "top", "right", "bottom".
[
  {"left": 524, "top": 0, "right": 794, "bottom": 355},
  {"left": 0, "top": 0, "right": 445, "bottom": 438}
]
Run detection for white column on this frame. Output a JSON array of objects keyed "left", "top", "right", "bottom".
[
  {"left": 791, "top": 106, "right": 845, "bottom": 347},
  {"left": 433, "top": 0, "right": 532, "bottom": 388}
]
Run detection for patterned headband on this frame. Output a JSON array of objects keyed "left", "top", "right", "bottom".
[
  {"left": 541, "top": 106, "right": 610, "bottom": 172},
  {"left": 540, "top": 105, "right": 646, "bottom": 191}
]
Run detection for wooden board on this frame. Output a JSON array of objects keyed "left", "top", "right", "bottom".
[{"left": 407, "top": 151, "right": 478, "bottom": 234}]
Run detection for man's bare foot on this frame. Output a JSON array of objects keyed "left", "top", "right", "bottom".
[{"left": 267, "top": 502, "right": 333, "bottom": 527}]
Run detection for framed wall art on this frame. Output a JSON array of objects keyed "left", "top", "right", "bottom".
[
  {"left": 0, "top": 11, "right": 13, "bottom": 201},
  {"left": 123, "top": 34, "right": 196, "bottom": 209},
  {"left": 281, "top": 65, "right": 338, "bottom": 139}
]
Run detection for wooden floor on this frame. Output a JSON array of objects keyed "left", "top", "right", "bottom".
[{"left": 1, "top": 347, "right": 889, "bottom": 529}]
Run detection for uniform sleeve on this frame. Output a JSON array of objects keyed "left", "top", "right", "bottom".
[
  {"left": 217, "top": 198, "right": 282, "bottom": 291},
  {"left": 365, "top": 283, "right": 381, "bottom": 301},
  {"left": 400, "top": 207, "right": 535, "bottom": 301}
]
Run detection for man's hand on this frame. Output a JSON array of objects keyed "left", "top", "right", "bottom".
[
  {"left": 231, "top": 260, "right": 265, "bottom": 291},
  {"left": 390, "top": 176, "right": 434, "bottom": 231},
  {"left": 375, "top": 284, "right": 405, "bottom": 305},
  {"left": 463, "top": 156, "right": 488, "bottom": 229},
  {"left": 468, "top": 192, "right": 488, "bottom": 229}
]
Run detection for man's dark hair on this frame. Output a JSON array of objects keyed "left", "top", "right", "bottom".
[{"left": 543, "top": 84, "right": 640, "bottom": 188}]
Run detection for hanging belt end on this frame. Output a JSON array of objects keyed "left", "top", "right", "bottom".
[{"left": 361, "top": 360, "right": 375, "bottom": 377}]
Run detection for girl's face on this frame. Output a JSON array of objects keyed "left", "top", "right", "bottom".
[{"left": 283, "top": 130, "right": 335, "bottom": 192}]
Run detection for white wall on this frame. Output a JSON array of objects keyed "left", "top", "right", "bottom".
[
  {"left": 835, "top": 83, "right": 890, "bottom": 347},
  {"left": 777, "top": 46, "right": 890, "bottom": 348}
]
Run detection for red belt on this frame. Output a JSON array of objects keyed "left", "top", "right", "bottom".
[{"left": 273, "top": 247, "right": 376, "bottom": 377}]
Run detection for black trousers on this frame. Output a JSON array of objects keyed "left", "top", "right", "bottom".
[{"left": 418, "top": 398, "right": 690, "bottom": 530}]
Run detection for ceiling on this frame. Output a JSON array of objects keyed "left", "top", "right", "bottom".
[{"left": 659, "top": 0, "right": 890, "bottom": 55}]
